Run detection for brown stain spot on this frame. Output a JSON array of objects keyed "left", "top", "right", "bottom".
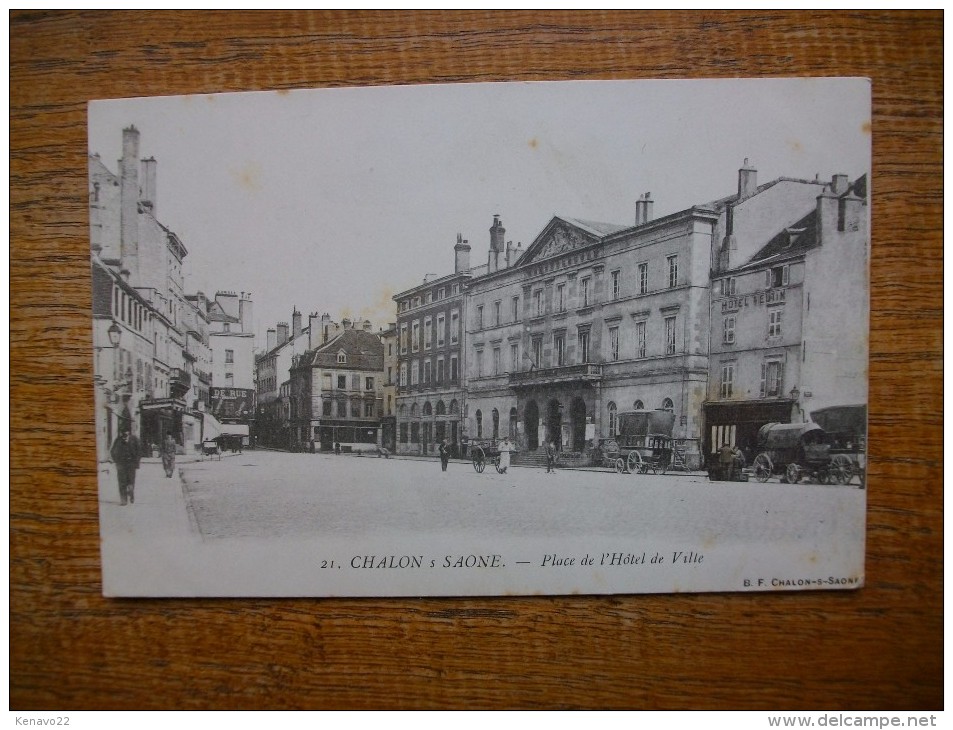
[
  {"left": 861, "top": 120, "right": 872, "bottom": 135},
  {"left": 788, "top": 138, "right": 804, "bottom": 153},
  {"left": 232, "top": 163, "right": 261, "bottom": 192},
  {"left": 528, "top": 137, "right": 538, "bottom": 149},
  {"left": 276, "top": 89, "right": 291, "bottom": 96}
]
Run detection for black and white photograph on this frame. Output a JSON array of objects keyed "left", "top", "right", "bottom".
[{"left": 88, "top": 78, "right": 870, "bottom": 597}]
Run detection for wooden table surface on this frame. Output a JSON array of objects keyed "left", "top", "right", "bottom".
[{"left": 10, "top": 11, "right": 942, "bottom": 710}]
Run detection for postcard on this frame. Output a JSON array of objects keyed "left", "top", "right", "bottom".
[{"left": 89, "top": 78, "right": 870, "bottom": 596}]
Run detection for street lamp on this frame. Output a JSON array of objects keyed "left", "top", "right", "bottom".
[{"left": 107, "top": 320, "right": 122, "bottom": 348}]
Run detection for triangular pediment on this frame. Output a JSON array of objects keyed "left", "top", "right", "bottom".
[{"left": 519, "top": 217, "right": 623, "bottom": 266}]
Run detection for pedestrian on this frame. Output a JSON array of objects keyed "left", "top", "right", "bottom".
[
  {"left": 545, "top": 440, "right": 557, "bottom": 473},
  {"left": 498, "top": 436, "right": 511, "bottom": 474},
  {"left": 161, "top": 431, "right": 177, "bottom": 478},
  {"left": 334, "top": 441, "right": 341, "bottom": 455},
  {"left": 310, "top": 438, "right": 316, "bottom": 454},
  {"left": 439, "top": 439, "right": 450, "bottom": 472},
  {"left": 378, "top": 445, "right": 390, "bottom": 458},
  {"left": 109, "top": 426, "right": 142, "bottom": 505}
]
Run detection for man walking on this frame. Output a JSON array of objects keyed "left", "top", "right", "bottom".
[
  {"left": 110, "top": 426, "right": 142, "bottom": 505},
  {"left": 439, "top": 439, "right": 451, "bottom": 472},
  {"left": 545, "top": 440, "right": 557, "bottom": 474}
]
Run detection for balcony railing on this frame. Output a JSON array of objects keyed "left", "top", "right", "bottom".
[
  {"left": 170, "top": 367, "right": 192, "bottom": 397},
  {"left": 508, "top": 363, "right": 602, "bottom": 386}
]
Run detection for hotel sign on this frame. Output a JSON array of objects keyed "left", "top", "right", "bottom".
[{"left": 721, "top": 287, "right": 786, "bottom": 313}]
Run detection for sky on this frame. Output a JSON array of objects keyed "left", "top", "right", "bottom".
[{"left": 88, "top": 78, "right": 871, "bottom": 349}]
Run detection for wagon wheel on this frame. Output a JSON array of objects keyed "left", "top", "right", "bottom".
[
  {"left": 494, "top": 456, "right": 505, "bottom": 474},
  {"left": 785, "top": 463, "right": 801, "bottom": 484},
  {"left": 614, "top": 458, "right": 626, "bottom": 474},
  {"left": 753, "top": 453, "right": 773, "bottom": 483},
  {"left": 626, "top": 451, "right": 643, "bottom": 475},
  {"left": 831, "top": 454, "right": 853, "bottom": 485},
  {"left": 471, "top": 446, "right": 486, "bottom": 474}
]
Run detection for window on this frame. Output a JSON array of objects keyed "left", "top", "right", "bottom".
[
  {"left": 492, "top": 409, "right": 500, "bottom": 439},
  {"left": 337, "top": 400, "right": 347, "bottom": 417},
  {"left": 450, "top": 311, "right": 459, "bottom": 343},
  {"left": 768, "top": 265, "right": 790, "bottom": 288},
  {"left": 493, "top": 347, "right": 501, "bottom": 375},
  {"left": 323, "top": 400, "right": 332, "bottom": 416},
  {"left": 222, "top": 322, "right": 230, "bottom": 333},
  {"left": 581, "top": 277, "right": 591, "bottom": 307},
  {"left": 636, "top": 321, "right": 646, "bottom": 358},
  {"left": 721, "top": 363, "right": 734, "bottom": 399},
  {"left": 476, "top": 410, "right": 483, "bottom": 439},
  {"left": 424, "top": 317, "right": 432, "bottom": 349},
  {"left": 607, "top": 402, "right": 618, "bottom": 436},
  {"left": 475, "top": 349, "right": 483, "bottom": 378},
  {"left": 352, "top": 374, "right": 360, "bottom": 390},
  {"left": 426, "top": 292, "right": 432, "bottom": 304},
  {"left": 400, "top": 324, "right": 408, "bottom": 354},
  {"left": 225, "top": 349, "right": 234, "bottom": 364},
  {"left": 761, "top": 360, "right": 784, "bottom": 397},
  {"left": 554, "top": 333, "right": 565, "bottom": 366},
  {"left": 412, "top": 321, "right": 420, "bottom": 351},
  {"left": 532, "top": 337, "right": 542, "bottom": 368},
  {"left": 411, "top": 360, "right": 419, "bottom": 385},
  {"left": 512, "top": 296, "right": 520, "bottom": 322},
  {"left": 611, "top": 270, "right": 621, "bottom": 299},
  {"left": 437, "top": 314, "right": 445, "bottom": 346},
  {"left": 366, "top": 376, "right": 374, "bottom": 391},
  {"left": 667, "top": 255, "right": 678, "bottom": 288},
  {"left": 494, "top": 301, "right": 501, "bottom": 327},
  {"left": 365, "top": 402, "right": 375, "bottom": 418},
  {"left": 424, "top": 359, "right": 432, "bottom": 384},
  {"left": 337, "top": 375, "right": 347, "bottom": 389},
  {"left": 633, "top": 399, "right": 644, "bottom": 410},
  {"left": 399, "top": 363, "right": 407, "bottom": 387},
  {"left": 661, "top": 398, "right": 674, "bottom": 412},
  {"left": 386, "top": 367, "right": 392, "bottom": 385},
  {"left": 768, "top": 309, "right": 783, "bottom": 338},
  {"left": 450, "top": 355, "right": 458, "bottom": 382},
  {"left": 665, "top": 316, "right": 677, "bottom": 355},
  {"left": 534, "top": 290, "right": 543, "bottom": 317},
  {"left": 436, "top": 357, "right": 444, "bottom": 383},
  {"left": 337, "top": 352, "right": 347, "bottom": 364},
  {"left": 388, "top": 343, "right": 393, "bottom": 356},
  {"left": 722, "top": 277, "right": 737, "bottom": 296},
  {"left": 411, "top": 422, "right": 420, "bottom": 443},
  {"left": 225, "top": 373, "right": 233, "bottom": 386},
  {"left": 578, "top": 330, "right": 590, "bottom": 364},
  {"left": 400, "top": 422, "right": 408, "bottom": 443},
  {"left": 724, "top": 316, "right": 736, "bottom": 344},
  {"left": 476, "top": 305, "right": 484, "bottom": 330},
  {"left": 638, "top": 263, "right": 648, "bottom": 294},
  {"left": 510, "top": 343, "right": 519, "bottom": 372},
  {"left": 556, "top": 283, "right": 566, "bottom": 312},
  {"left": 608, "top": 326, "right": 620, "bottom": 361}
]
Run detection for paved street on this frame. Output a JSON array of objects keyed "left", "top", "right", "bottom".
[{"left": 99, "top": 449, "right": 866, "bottom": 597}]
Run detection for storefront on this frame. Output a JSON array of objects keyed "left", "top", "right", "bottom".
[
  {"left": 703, "top": 400, "right": 796, "bottom": 464},
  {"left": 139, "top": 397, "right": 186, "bottom": 455}
]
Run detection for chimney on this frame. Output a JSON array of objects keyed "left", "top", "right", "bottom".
[
  {"left": 363, "top": 319, "right": 372, "bottom": 332},
  {"left": 120, "top": 126, "right": 140, "bottom": 282},
  {"left": 831, "top": 173, "right": 849, "bottom": 196},
  {"left": 839, "top": 190, "right": 865, "bottom": 234},
  {"left": 342, "top": 317, "right": 352, "bottom": 330},
  {"left": 292, "top": 308, "right": 302, "bottom": 339},
  {"left": 816, "top": 184, "right": 840, "bottom": 246},
  {"left": 489, "top": 215, "right": 505, "bottom": 273},
  {"left": 635, "top": 193, "right": 645, "bottom": 226},
  {"left": 140, "top": 157, "right": 157, "bottom": 214},
  {"left": 277, "top": 322, "right": 289, "bottom": 346},
  {"left": 454, "top": 233, "right": 471, "bottom": 273},
  {"left": 644, "top": 191, "right": 654, "bottom": 223},
  {"left": 738, "top": 158, "right": 757, "bottom": 199},
  {"left": 308, "top": 312, "right": 320, "bottom": 349},
  {"left": 505, "top": 241, "right": 515, "bottom": 268},
  {"left": 239, "top": 293, "right": 253, "bottom": 334},
  {"left": 267, "top": 328, "right": 277, "bottom": 351}
]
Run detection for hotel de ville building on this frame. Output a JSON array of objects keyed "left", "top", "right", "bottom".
[{"left": 393, "top": 160, "right": 867, "bottom": 470}]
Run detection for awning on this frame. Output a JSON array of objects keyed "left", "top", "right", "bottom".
[{"left": 809, "top": 404, "right": 867, "bottom": 435}]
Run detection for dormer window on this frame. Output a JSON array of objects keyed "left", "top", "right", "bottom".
[{"left": 337, "top": 351, "right": 347, "bottom": 364}]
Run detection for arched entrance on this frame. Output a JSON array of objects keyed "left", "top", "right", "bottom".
[
  {"left": 525, "top": 400, "right": 539, "bottom": 450},
  {"left": 570, "top": 397, "right": 587, "bottom": 451},
  {"left": 546, "top": 399, "right": 563, "bottom": 450}
]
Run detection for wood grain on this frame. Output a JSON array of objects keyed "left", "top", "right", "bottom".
[{"left": 10, "top": 10, "right": 942, "bottom": 710}]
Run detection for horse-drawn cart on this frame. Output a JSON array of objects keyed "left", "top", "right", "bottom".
[
  {"left": 752, "top": 422, "right": 852, "bottom": 485},
  {"left": 470, "top": 441, "right": 515, "bottom": 474}
]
